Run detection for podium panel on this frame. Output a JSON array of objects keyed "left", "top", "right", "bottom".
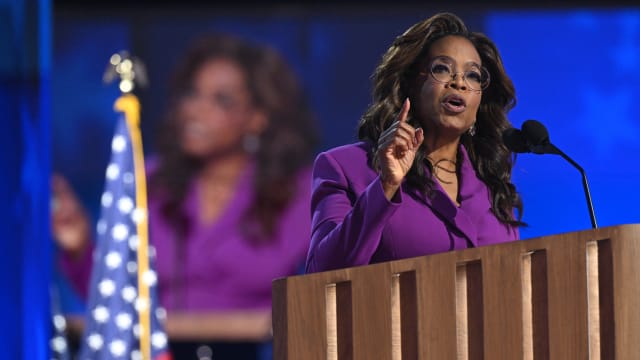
[{"left": 273, "top": 224, "right": 640, "bottom": 359}]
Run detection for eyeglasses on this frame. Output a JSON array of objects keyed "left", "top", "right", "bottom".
[{"left": 423, "top": 56, "right": 490, "bottom": 91}]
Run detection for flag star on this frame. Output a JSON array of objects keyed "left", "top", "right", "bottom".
[
  {"left": 106, "top": 163, "right": 120, "bottom": 180},
  {"left": 121, "top": 285, "right": 137, "bottom": 303},
  {"left": 92, "top": 306, "right": 110, "bottom": 323},
  {"left": 96, "top": 219, "right": 107, "bottom": 235},
  {"left": 50, "top": 336, "right": 67, "bottom": 353},
  {"left": 112, "top": 135, "right": 127, "bottom": 152},
  {"left": 101, "top": 191, "right": 113, "bottom": 207},
  {"left": 123, "top": 172, "right": 134, "bottom": 184},
  {"left": 53, "top": 314, "right": 66, "bottom": 331},
  {"left": 115, "top": 312, "right": 133, "bottom": 330},
  {"left": 87, "top": 333, "right": 104, "bottom": 350},
  {"left": 126, "top": 261, "right": 138, "bottom": 274},
  {"left": 143, "top": 270, "right": 157, "bottom": 287},
  {"left": 131, "top": 208, "right": 146, "bottom": 224},
  {"left": 135, "top": 297, "right": 149, "bottom": 312},
  {"left": 105, "top": 252, "right": 123, "bottom": 269},
  {"left": 128, "top": 235, "right": 139, "bottom": 251},
  {"left": 112, "top": 223, "right": 129, "bottom": 241},
  {"left": 117, "top": 196, "right": 134, "bottom": 214},
  {"left": 155, "top": 307, "right": 167, "bottom": 321},
  {"left": 130, "top": 350, "right": 142, "bottom": 360},
  {"left": 133, "top": 324, "right": 141, "bottom": 338},
  {"left": 151, "top": 331, "right": 168, "bottom": 349},
  {"left": 98, "top": 278, "right": 116, "bottom": 297},
  {"left": 109, "top": 339, "right": 127, "bottom": 357}
]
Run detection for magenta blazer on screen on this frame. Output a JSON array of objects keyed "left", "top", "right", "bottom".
[{"left": 305, "top": 142, "right": 519, "bottom": 273}]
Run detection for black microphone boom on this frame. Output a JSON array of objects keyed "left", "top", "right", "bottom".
[{"left": 503, "top": 119, "right": 598, "bottom": 229}]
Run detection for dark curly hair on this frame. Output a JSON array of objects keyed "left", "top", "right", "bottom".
[
  {"left": 358, "top": 12, "right": 523, "bottom": 226},
  {"left": 150, "top": 33, "right": 319, "bottom": 243}
]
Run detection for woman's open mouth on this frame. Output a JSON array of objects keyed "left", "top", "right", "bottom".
[{"left": 441, "top": 94, "right": 466, "bottom": 113}]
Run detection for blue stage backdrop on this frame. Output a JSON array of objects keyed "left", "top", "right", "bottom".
[
  {"left": 487, "top": 10, "right": 640, "bottom": 239},
  {"left": 0, "top": 0, "right": 52, "bottom": 358}
]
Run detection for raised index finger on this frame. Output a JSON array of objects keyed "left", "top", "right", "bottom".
[{"left": 397, "top": 98, "right": 411, "bottom": 123}]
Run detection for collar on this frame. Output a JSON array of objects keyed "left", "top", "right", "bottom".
[{"left": 406, "top": 145, "right": 485, "bottom": 246}]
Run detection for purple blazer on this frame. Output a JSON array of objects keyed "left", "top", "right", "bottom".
[
  {"left": 60, "top": 162, "right": 312, "bottom": 312},
  {"left": 305, "top": 142, "right": 519, "bottom": 273}
]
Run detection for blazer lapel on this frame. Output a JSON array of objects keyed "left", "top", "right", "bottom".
[
  {"left": 406, "top": 146, "right": 482, "bottom": 247},
  {"left": 454, "top": 146, "right": 486, "bottom": 247}
]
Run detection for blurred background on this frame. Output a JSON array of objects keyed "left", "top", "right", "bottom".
[
  {"left": 2, "top": 0, "right": 640, "bottom": 357},
  {"left": 53, "top": 1, "right": 640, "bottom": 243}
]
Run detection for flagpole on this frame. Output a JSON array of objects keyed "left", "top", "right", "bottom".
[
  {"left": 117, "top": 94, "right": 152, "bottom": 360},
  {"left": 108, "top": 53, "right": 152, "bottom": 360}
]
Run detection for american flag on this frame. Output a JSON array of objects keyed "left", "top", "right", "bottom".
[{"left": 78, "top": 111, "right": 170, "bottom": 360}]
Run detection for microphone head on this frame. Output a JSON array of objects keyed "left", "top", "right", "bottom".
[
  {"left": 502, "top": 127, "right": 530, "bottom": 153},
  {"left": 521, "top": 119, "right": 550, "bottom": 146}
]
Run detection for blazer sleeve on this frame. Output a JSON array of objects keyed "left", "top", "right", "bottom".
[{"left": 305, "top": 150, "right": 401, "bottom": 273}]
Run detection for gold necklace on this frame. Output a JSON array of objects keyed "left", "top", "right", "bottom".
[{"left": 427, "top": 157, "right": 457, "bottom": 184}]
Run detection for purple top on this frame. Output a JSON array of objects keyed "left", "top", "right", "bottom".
[
  {"left": 60, "top": 162, "right": 312, "bottom": 312},
  {"left": 305, "top": 142, "right": 519, "bottom": 273}
]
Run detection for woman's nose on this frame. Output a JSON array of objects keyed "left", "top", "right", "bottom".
[{"left": 448, "top": 72, "right": 467, "bottom": 90}]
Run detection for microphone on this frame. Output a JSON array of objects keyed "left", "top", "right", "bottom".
[
  {"left": 501, "top": 127, "right": 530, "bottom": 154},
  {"left": 521, "top": 120, "right": 562, "bottom": 155},
  {"left": 502, "top": 120, "right": 561, "bottom": 155},
  {"left": 503, "top": 119, "right": 598, "bottom": 229}
]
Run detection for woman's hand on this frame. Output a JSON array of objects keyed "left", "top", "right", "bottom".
[
  {"left": 375, "top": 98, "right": 424, "bottom": 200},
  {"left": 51, "top": 173, "right": 91, "bottom": 258}
]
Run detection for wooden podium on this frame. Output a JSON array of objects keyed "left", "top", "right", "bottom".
[{"left": 272, "top": 224, "right": 640, "bottom": 359}]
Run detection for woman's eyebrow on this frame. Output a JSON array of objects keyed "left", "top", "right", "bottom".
[{"left": 465, "top": 60, "right": 482, "bottom": 69}]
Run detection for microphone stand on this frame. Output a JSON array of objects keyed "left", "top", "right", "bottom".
[{"left": 533, "top": 143, "right": 598, "bottom": 229}]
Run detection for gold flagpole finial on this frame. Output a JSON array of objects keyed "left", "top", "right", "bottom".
[{"left": 103, "top": 50, "right": 148, "bottom": 93}]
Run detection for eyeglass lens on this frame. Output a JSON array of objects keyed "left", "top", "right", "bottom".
[{"left": 429, "top": 57, "right": 489, "bottom": 90}]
